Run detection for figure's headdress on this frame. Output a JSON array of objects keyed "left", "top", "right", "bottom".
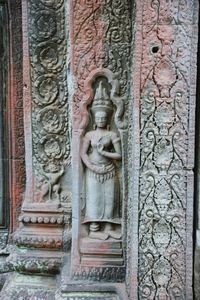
[{"left": 91, "top": 81, "right": 113, "bottom": 114}]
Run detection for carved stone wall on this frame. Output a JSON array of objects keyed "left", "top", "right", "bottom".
[
  {"left": 1, "top": 1, "right": 72, "bottom": 294},
  {"left": 8, "top": 0, "right": 26, "bottom": 235},
  {"left": 12, "top": 0, "right": 71, "bottom": 249},
  {"left": 0, "top": 0, "right": 199, "bottom": 299},
  {"left": 134, "top": 1, "right": 198, "bottom": 299},
  {"left": 0, "top": 0, "right": 25, "bottom": 248},
  {"left": 71, "top": 0, "right": 132, "bottom": 285},
  {"left": 0, "top": 0, "right": 25, "bottom": 291}
]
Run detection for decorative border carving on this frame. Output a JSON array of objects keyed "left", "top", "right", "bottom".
[
  {"left": 18, "top": 214, "right": 64, "bottom": 225},
  {"left": 72, "top": 266, "right": 126, "bottom": 283},
  {"left": 13, "top": 235, "right": 62, "bottom": 249},
  {"left": 0, "top": 255, "right": 61, "bottom": 275},
  {"left": 8, "top": 0, "right": 26, "bottom": 236}
]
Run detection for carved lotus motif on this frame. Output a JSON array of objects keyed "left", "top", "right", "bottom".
[
  {"left": 34, "top": 42, "right": 64, "bottom": 72},
  {"left": 155, "top": 103, "right": 173, "bottom": 123},
  {"left": 154, "top": 179, "right": 171, "bottom": 216},
  {"left": 108, "top": 27, "right": 123, "bottom": 43},
  {"left": 34, "top": 75, "right": 59, "bottom": 106},
  {"left": 33, "top": 12, "right": 57, "bottom": 40},
  {"left": 40, "top": 46, "right": 57, "bottom": 65},
  {"left": 153, "top": 256, "right": 171, "bottom": 287},
  {"left": 44, "top": 138, "right": 62, "bottom": 159},
  {"left": 39, "top": 108, "right": 66, "bottom": 134}
]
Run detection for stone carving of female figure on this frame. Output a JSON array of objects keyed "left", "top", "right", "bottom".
[{"left": 81, "top": 82, "right": 122, "bottom": 240}]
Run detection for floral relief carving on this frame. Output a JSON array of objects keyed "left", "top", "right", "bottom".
[
  {"left": 138, "top": 1, "right": 196, "bottom": 299},
  {"left": 27, "top": 0, "right": 70, "bottom": 204},
  {"left": 1, "top": 0, "right": 197, "bottom": 298}
]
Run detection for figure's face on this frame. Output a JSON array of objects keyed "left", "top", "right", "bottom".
[{"left": 95, "top": 111, "right": 108, "bottom": 128}]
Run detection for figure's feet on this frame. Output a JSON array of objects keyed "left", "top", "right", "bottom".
[
  {"left": 89, "top": 231, "right": 109, "bottom": 240},
  {"left": 104, "top": 223, "right": 121, "bottom": 240},
  {"left": 107, "top": 230, "right": 122, "bottom": 240}
]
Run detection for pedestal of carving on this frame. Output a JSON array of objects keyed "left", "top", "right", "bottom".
[{"left": 80, "top": 238, "right": 123, "bottom": 266}]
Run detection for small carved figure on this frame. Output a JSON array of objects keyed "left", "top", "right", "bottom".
[
  {"left": 41, "top": 164, "right": 64, "bottom": 201},
  {"left": 81, "top": 82, "right": 122, "bottom": 240}
]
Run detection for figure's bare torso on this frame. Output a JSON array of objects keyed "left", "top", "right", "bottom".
[{"left": 86, "top": 130, "right": 115, "bottom": 166}]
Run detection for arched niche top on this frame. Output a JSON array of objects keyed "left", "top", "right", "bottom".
[{"left": 78, "top": 68, "right": 127, "bottom": 131}]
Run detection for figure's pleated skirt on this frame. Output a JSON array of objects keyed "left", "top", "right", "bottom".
[{"left": 84, "top": 168, "right": 120, "bottom": 224}]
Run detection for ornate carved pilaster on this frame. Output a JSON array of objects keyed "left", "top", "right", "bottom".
[
  {"left": 132, "top": 1, "right": 199, "bottom": 299},
  {"left": 11, "top": 0, "right": 71, "bottom": 276}
]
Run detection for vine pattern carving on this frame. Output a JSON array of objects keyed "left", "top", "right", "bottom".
[
  {"left": 139, "top": 1, "right": 197, "bottom": 299},
  {"left": 73, "top": 0, "right": 131, "bottom": 129},
  {"left": 27, "top": 0, "right": 70, "bottom": 203}
]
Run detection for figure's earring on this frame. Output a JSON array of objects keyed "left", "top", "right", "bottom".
[
  {"left": 107, "top": 125, "right": 110, "bottom": 130},
  {"left": 93, "top": 124, "right": 97, "bottom": 130}
]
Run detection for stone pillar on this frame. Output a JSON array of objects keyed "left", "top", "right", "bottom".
[
  {"left": 133, "top": 1, "right": 198, "bottom": 299},
  {"left": 1, "top": 0, "right": 71, "bottom": 298}
]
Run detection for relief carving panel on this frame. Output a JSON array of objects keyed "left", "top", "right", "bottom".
[
  {"left": 71, "top": 0, "right": 132, "bottom": 282},
  {"left": 27, "top": 0, "right": 70, "bottom": 205},
  {"left": 12, "top": 0, "right": 71, "bottom": 253},
  {"left": 138, "top": 0, "right": 198, "bottom": 299},
  {"left": 0, "top": 0, "right": 198, "bottom": 299}
]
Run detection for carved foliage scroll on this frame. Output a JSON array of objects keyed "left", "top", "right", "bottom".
[
  {"left": 138, "top": 1, "right": 198, "bottom": 299},
  {"left": 72, "top": 0, "right": 131, "bottom": 129},
  {"left": 27, "top": 0, "right": 70, "bottom": 204}
]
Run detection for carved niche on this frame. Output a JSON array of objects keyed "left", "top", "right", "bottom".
[
  {"left": 70, "top": 0, "right": 132, "bottom": 284},
  {"left": 71, "top": 68, "right": 128, "bottom": 282}
]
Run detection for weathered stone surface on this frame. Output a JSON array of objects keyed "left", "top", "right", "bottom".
[
  {"left": 71, "top": 0, "right": 132, "bottom": 285},
  {"left": 0, "top": 0, "right": 199, "bottom": 299},
  {"left": 133, "top": 1, "right": 198, "bottom": 299}
]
